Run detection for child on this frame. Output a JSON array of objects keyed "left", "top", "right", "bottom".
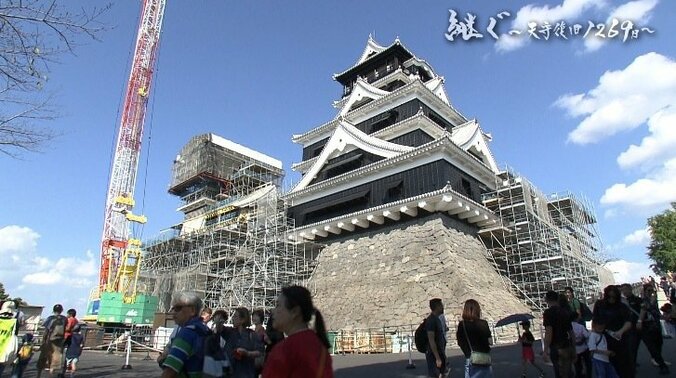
[
  {"left": 518, "top": 320, "right": 544, "bottom": 378},
  {"left": 10, "top": 333, "right": 34, "bottom": 378},
  {"left": 65, "top": 324, "right": 84, "bottom": 376},
  {"left": 587, "top": 319, "right": 618, "bottom": 378},
  {"left": 572, "top": 321, "right": 592, "bottom": 378}
]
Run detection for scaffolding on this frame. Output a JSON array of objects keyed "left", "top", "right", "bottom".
[
  {"left": 479, "top": 170, "right": 603, "bottom": 310},
  {"left": 140, "top": 134, "right": 319, "bottom": 315}
]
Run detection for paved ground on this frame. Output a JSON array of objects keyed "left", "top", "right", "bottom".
[{"left": 7, "top": 336, "right": 674, "bottom": 377}]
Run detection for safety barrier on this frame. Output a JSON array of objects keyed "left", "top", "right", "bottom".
[
  {"left": 27, "top": 316, "right": 544, "bottom": 358},
  {"left": 82, "top": 326, "right": 172, "bottom": 354}
]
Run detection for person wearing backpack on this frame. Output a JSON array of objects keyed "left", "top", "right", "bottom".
[
  {"left": 10, "top": 333, "right": 34, "bottom": 378},
  {"left": 161, "top": 292, "right": 210, "bottom": 378},
  {"left": 564, "top": 287, "right": 587, "bottom": 326},
  {"left": 36, "top": 304, "right": 67, "bottom": 378},
  {"left": 424, "top": 298, "right": 446, "bottom": 378}
]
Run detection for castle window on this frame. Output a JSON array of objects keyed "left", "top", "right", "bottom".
[
  {"left": 384, "top": 180, "right": 404, "bottom": 202},
  {"left": 302, "top": 189, "right": 370, "bottom": 224},
  {"left": 461, "top": 178, "right": 473, "bottom": 198}
]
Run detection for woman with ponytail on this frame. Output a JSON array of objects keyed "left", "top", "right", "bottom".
[{"left": 262, "top": 285, "right": 333, "bottom": 378}]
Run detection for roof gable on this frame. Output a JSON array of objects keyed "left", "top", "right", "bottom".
[
  {"left": 291, "top": 119, "right": 413, "bottom": 192},
  {"left": 338, "top": 77, "right": 390, "bottom": 117},
  {"left": 355, "top": 34, "right": 386, "bottom": 66},
  {"left": 451, "top": 120, "right": 499, "bottom": 173}
]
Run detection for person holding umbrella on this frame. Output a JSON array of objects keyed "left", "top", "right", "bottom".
[{"left": 519, "top": 320, "right": 545, "bottom": 378}]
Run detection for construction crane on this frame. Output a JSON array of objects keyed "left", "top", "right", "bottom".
[{"left": 85, "top": 0, "right": 166, "bottom": 325}]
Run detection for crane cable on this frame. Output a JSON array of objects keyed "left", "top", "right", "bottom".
[
  {"left": 104, "top": 18, "right": 138, "bottom": 229},
  {"left": 136, "top": 36, "right": 165, "bottom": 242}
]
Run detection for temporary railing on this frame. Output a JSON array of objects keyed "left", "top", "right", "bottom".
[{"left": 327, "top": 316, "right": 544, "bottom": 355}]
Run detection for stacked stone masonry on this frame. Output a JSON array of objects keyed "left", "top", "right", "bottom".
[{"left": 309, "top": 214, "right": 530, "bottom": 330}]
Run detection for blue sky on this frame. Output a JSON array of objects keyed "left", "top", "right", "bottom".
[{"left": 1, "top": 0, "right": 674, "bottom": 314}]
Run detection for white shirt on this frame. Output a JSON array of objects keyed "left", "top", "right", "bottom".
[
  {"left": 572, "top": 322, "right": 589, "bottom": 354},
  {"left": 588, "top": 331, "right": 609, "bottom": 362}
]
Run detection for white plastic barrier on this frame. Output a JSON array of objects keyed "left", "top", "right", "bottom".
[{"left": 153, "top": 327, "right": 174, "bottom": 350}]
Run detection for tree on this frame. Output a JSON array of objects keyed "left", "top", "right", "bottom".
[
  {"left": 12, "top": 296, "right": 28, "bottom": 306},
  {"left": 0, "top": 0, "right": 110, "bottom": 157},
  {"left": 647, "top": 203, "right": 676, "bottom": 273},
  {"left": 0, "top": 283, "right": 29, "bottom": 305},
  {"left": 0, "top": 282, "right": 9, "bottom": 301}
]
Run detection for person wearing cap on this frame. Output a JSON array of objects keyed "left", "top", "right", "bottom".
[{"left": 0, "top": 301, "right": 19, "bottom": 377}]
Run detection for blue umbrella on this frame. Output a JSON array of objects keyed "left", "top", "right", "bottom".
[{"left": 495, "top": 313, "right": 535, "bottom": 327}]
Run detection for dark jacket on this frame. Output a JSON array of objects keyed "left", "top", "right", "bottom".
[{"left": 456, "top": 319, "right": 491, "bottom": 358}]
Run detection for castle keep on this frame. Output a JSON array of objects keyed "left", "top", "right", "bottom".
[{"left": 285, "top": 37, "right": 606, "bottom": 328}]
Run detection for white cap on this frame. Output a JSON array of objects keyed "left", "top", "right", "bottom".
[{"left": 0, "top": 301, "right": 16, "bottom": 315}]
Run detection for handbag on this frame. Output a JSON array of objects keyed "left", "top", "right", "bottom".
[{"left": 462, "top": 321, "right": 492, "bottom": 366}]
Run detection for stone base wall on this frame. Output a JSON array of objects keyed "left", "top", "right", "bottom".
[{"left": 308, "top": 214, "right": 530, "bottom": 330}]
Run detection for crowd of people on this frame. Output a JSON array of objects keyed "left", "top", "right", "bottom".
[
  {"left": 0, "top": 301, "right": 83, "bottom": 378},
  {"left": 419, "top": 279, "right": 676, "bottom": 378},
  {"left": 158, "top": 285, "right": 333, "bottom": 378},
  {"left": 2, "top": 274, "right": 675, "bottom": 378},
  {"left": 540, "top": 282, "right": 673, "bottom": 378}
]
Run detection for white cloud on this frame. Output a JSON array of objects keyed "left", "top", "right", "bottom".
[
  {"left": 0, "top": 225, "right": 40, "bottom": 255},
  {"left": 617, "top": 108, "right": 676, "bottom": 170},
  {"left": 604, "top": 259, "right": 653, "bottom": 284},
  {"left": 556, "top": 52, "right": 676, "bottom": 214},
  {"left": 555, "top": 52, "right": 676, "bottom": 145},
  {"left": 584, "top": 0, "right": 659, "bottom": 52},
  {"left": 622, "top": 227, "right": 650, "bottom": 246},
  {"left": 600, "top": 157, "right": 676, "bottom": 210},
  {"left": 0, "top": 225, "right": 98, "bottom": 292},
  {"left": 22, "top": 272, "right": 61, "bottom": 285},
  {"left": 0, "top": 225, "right": 96, "bottom": 314},
  {"left": 495, "top": 0, "right": 604, "bottom": 52}
]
